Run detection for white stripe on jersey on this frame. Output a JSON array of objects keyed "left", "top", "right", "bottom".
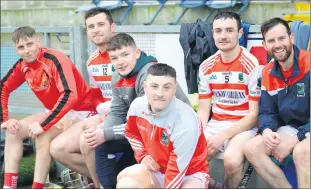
[{"left": 213, "top": 104, "right": 249, "bottom": 116}]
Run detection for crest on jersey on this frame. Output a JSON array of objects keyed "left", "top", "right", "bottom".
[
  {"left": 296, "top": 83, "right": 305, "bottom": 97},
  {"left": 238, "top": 73, "right": 244, "bottom": 83},
  {"left": 41, "top": 76, "right": 49, "bottom": 88},
  {"left": 160, "top": 131, "right": 169, "bottom": 146}
]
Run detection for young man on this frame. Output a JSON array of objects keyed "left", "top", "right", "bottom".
[
  {"left": 49, "top": 7, "right": 116, "bottom": 188},
  {"left": 117, "top": 63, "right": 209, "bottom": 188},
  {"left": 244, "top": 17, "right": 310, "bottom": 188},
  {"left": 83, "top": 33, "right": 191, "bottom": 188},
  {"left": 0, "top": 26, "right": 104, "bottom": 189},
  {"left": 197, "top": 12, "right": 262, "bottom": 188}
]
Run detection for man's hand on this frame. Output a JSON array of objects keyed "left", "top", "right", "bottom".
[
  {"left": 84, "top": 124, "right": 105, "bottom": 148},
  {"left": 206, "top": 135, "right": 226, "bottom": 157},
  {"left": 141, "top": 155, "right": 160, "bottom": 172},
  {"left": 28, "top": 122, "right": 44, "bottom": 138},
  {"left": 272, "top": 135, "right": 299, "bottom": 162},
  {"left": 262, "top": 129, "right": 281, "bottom": 150},
  {"left": 1, "top": 119, "right": 22, "bottom": 134}
]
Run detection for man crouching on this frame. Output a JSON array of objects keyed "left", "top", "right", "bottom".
[{"left": 117, "top": 63, "right": 210, "bottom": 188}]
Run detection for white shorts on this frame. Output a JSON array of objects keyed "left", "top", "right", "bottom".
[
  {"left": 45, "top": 110, "right": 98, "bottom": 130},
  {"left": 152, "top": 171, "right": 210, "bottom": 188},
  {"left": 277, "top": 125, "right": 299, "bottom": 136},
  {"left": 204, "top": 119, "right": 257, "bottom": 158}
]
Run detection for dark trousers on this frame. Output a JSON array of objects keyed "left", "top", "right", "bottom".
[{"left": 95, "top": 139, "right": 137, "bottom": 188}]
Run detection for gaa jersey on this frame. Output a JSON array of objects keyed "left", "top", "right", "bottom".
[
  {"left": 199, "top": 47, "right": 262, "bottom": 121},
  {"left": 87, "top": 49, "right": 113, "bottom": 100}
]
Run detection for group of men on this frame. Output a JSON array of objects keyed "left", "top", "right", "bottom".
[{"left": 0, "top": 7, "right": 309, "bottom": 189}]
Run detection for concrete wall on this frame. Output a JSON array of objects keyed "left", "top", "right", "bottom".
[{"left": 1, "top": 1, "right": 296, "bottom": 27}]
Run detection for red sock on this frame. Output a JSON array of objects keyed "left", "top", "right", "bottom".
[
  {"left": 4, "top": 173, "right": 18, "bottom": 188},
  {"left": 32, "top": 182, "right": 45, "bottom": 189}
]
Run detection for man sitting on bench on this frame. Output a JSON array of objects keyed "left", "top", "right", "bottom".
[{"left": 244, "top": 17, "right": 310, "bottom": 188}]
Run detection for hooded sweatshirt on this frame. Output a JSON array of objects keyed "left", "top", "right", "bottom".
[{"left": 103, "top": 51, "right": 190, "bottom": 141}]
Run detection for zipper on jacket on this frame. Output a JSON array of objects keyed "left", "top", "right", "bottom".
[
  {"left": 285, "top": 79, "right": 288, "bottom": 93},
  {"left": 150, "top": 116, "right": 155, "bottom": 140}
]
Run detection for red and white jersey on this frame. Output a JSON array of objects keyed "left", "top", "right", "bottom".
[
  {"left": 199, "top": 47, "right": 262, "bottom": 121},
  {"left": 125, "top": 95, "right": 209, "bottom": 188},
  {"left": 87, "top": 49, "right": 113, "bottom": 100}
]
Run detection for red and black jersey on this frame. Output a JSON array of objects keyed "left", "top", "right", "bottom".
[{"left": 0, "top": 47, "right": 105, "bottom": 131}]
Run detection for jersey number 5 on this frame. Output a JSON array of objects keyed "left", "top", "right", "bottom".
[{"left": 225, "top": 75, "right": 230, "bottom": 83}]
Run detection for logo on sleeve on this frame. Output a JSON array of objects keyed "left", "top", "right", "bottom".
[
  {"left": 160, "top": 131, "right": 169, "bottom": 146},
  {"left": 296, "top": 83, "right": 305, "bottom": 97}
]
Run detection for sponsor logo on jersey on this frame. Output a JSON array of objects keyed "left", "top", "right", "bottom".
[
  {"left": 209, "top": 75, "right": 217, "bottom": 80},
  {"left": 92, "top": 67, "right": 100, "bottom": 73},
  {"left": 214, "top": 90, "right": 246, "bottom": 104}
]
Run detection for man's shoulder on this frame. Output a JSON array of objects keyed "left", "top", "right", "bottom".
[
  {"left": 43, "top": 48, "right": 67, "bottom": 58},
  {"left": 87, "top": 49, "right": 100, "bottom": 66},
  {"left": 128, "top": 95, "right": 148, "bottom": 115},
  {"left": 262, "top": 61, "right": 275, "bottom": 78},
  {"left": 138, "top": 62, "right": 154, "bottom": 75},
  {"left": 199, "top": 51, "right": 220, "bottom": 72},
  {"left": 175, "top": 98, "right": 198, "bottom": 125},
  {"left": 240, "top": 47, "right": 260, "bottom": 71}
]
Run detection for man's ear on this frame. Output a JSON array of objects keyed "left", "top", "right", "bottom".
[
  {"left": 37, "top": 36, "right": 42, "bottom": 47},
  {"left": 135, "top": 48, "right": 141, "bottom": 59},
  {"left": 111, "top": 23, "right": 117, "bottom": 33}
]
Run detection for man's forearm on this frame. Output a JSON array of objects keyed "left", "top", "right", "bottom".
[
  {"left": 103, "top": 124, "right": 126, "bottom": 141},
  {"left": 197, "top": 109, "right": 210, "bottom": 129},
  {"left": 219, "top": 114, "right": 258, "bottom": 140}
]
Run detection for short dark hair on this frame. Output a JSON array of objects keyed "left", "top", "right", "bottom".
[
  {"left": 261, "top": 17, "right": 291, "bottom": 40},
  {"left": 84, "top": 7, "right": 113, "bottom": 24},
  {"left": 147, "top": 63, "right": 176, "bottom": 80},
  {"left": 107, "top": 33, "right": 136, "bottom": 51},
  {"left": 213, "top": 11, "right": 242, "bottom": 30},
  {"left": 12, "top": 26, "right": 36, "bottom": 44}
]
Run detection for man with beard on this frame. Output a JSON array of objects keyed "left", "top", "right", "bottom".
[
  {"left": 50, "top": 8, "right": 117, "bottom": 188},
  {"left": 244, "top": 17, "right": 310, "bottom": 188},
  {"left": 197, "top": 12, "right": 262, "bottom": 188}
]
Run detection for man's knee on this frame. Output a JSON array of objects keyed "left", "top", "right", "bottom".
[
  {"left": 5, "top": 130, "right": 23, "bottom": 142},
  {"left": 244, "top": 136, "right": 264, "bottom": 159},
  {"left": 180, "top": 179, "right": 204, "bottom": 189},
  {"left": 293, "top": 139, "right": 310, "bottom": 166},
  {"left": 80, "top": 132, "right": 93, "bottom": 156},
  {"left": 224, "top": 153, "right": 244, "bottom": 175},
  {"left": 50, "top": 138, "right": 66, "bottom": 157},
  {"left": 116, "top": 164, "right": 154, "bottom": 188}
]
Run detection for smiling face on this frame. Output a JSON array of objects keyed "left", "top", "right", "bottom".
[
  {"left": 14, "top": 36, "right": 41, "bottom": 63},
  {"left": 212, "top": 18, "right": 242, "bottom": 52},
  {"left": 263, "top": 23, "right": 294, "bottom": 63},
  {"left": 144, "top": 74, "right": 176, "bottom": 113},
  {"left": 85, "top": 13, "right": 116, "bottom": 46},
  {"left": 108, "top": 45, "right": 140, "bottom": 76}
]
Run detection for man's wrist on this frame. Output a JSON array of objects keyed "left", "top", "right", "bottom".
[{"left": 262, "top": 128, "right": 272, "bottom": 135}]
